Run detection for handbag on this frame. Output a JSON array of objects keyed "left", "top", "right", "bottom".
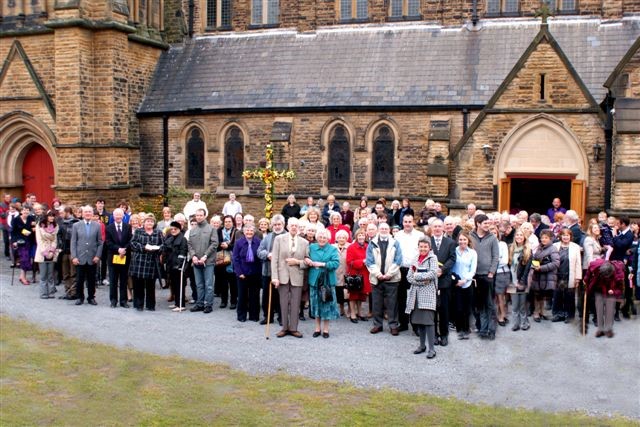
[
  {"left": 215, "top": 250, "right": 232, "bottom": 266},
  {"left": 318, "top": 269, "right": 333, "bottom": 303},
  {"left": 344, "top": 274, "right": 363, "bottom": 292}
]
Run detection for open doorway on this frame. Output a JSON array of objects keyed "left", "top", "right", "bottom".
[{"left": 509, "top": 177, "right": 572, "bottom": 216}]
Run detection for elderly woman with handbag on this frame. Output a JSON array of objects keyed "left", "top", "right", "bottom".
[
  {"left": 345, "top": 228, "right": 371, "bottom": 323},
  {"left": 305, "top": 228, "right": 341, "bottom": 338},
  {"left": 406, "top": 237, "right": 439, "bottom": 359},
  {"left": 530, "top": 229, "right": 560, "bottom": 322},
  {"left": 35, "top": 210, "right": 60, "bottom": 298}
]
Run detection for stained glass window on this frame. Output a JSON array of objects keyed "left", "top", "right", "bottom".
[
  {"left": 372, "top": 125, "right": 395, "bottom": 189},
  {"left": 328, "top": 125, "right": 350, "bottom": 189},
  {"left": 187, "top": 128, "right": 204, "bottom": 188},
  {"left": 225, "top": 126, "right": 244, "bottom": 187}
]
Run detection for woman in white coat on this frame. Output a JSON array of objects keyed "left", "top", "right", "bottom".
[{"left": 552, "top": 228, "right": 582, "bottom": 322}]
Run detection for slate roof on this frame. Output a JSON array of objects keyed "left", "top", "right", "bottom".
[{"left": 138, "top": 17, "right": 640, "bottom": 115}]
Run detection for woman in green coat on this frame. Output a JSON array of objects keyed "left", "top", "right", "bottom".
[{"left": 305, "top": 228, "right": 340, "bottom": 338}]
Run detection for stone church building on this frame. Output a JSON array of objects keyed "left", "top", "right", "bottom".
[{"left": 1, "top": 0, "right": 639, "bottom": 218}]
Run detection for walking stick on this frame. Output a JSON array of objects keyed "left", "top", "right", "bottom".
[
  {"left": 582, "top": 284, "right": 587, "bottom": 336},
  {"left": 177, "top": 257, "right": 186, "bottom": 312},
  {"left": 265, "top": 280, "right": 273, "bottom": 340},
  {"left": 10, "top": 254, "right": 16, "bottom": 286}
]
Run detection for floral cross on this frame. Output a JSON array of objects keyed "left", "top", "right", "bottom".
[{"left": 242, "top": 144, "right": 295, "bottom": 219}]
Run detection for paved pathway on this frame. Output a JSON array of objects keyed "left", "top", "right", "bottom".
[{"left": 1, "top": 259, "right": 638, "bottom": 419}]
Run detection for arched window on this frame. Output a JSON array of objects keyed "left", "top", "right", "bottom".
[
  {"left": 225, "top": 126, "right": 244, "bottom": 187},
  {"left": 328, "top": 125, "right": 350, "bottom": 189},
  {"left": 186, "top": 128, "right": 204, "bottom": 188},
  {"left": 372, "top": 125, "right": 395, "bottom": 189}
]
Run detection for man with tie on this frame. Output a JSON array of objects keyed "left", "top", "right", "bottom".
[
  {"left": 105, "top": 208, "right": 132, "bottom": 308},
  {"left": 71, "top": 205, "right": 104, "bottom": 305},
  {"left": 430, "top": 219, "right": 457, "bottom": 346},
  {"left": 366, "top": 222, "right": 403, "bottom": 335},
  {"left": 394, "top": 214, "right": 424, "bottom": 332},
  {"left": 271, "top": 217, "right": 309, "bottom": 338}
]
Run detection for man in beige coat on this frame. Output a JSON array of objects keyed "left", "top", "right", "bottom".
[{"left": 271, "top": 217, "right": 308, "bottom": 338}]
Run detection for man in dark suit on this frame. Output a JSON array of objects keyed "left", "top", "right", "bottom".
[
  {"left": 530, "top": 213, "right": 549, "bottom": 239},
  {"left": 71, "top": 205, "right": 104, "bottom": 305},
  {"left": 612, "top": 216, "right": 634, "bottom": 319},
  {"left": 430, "top": 219, "right": 457, "bottom": 346},
  {"left": 106, "top": 208, "right": 132, "bottom": 308}
]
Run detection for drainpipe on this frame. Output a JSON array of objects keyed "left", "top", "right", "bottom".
[
  {"left": 472, "top": 0, "right": 479, "bottom": 26},
  {"left": 603, "top": 95, "right": 613, "bottom": 211},
  {"left": 462, "top": 108, "right": 469, "bottom": 134},
  {"left": 188, "top": 0, "right": 194, "bottom": 38},
  {"left": 163, "top": 115, "right": 169, "bottom": 207}
]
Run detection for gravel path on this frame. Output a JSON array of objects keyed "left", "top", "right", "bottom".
[{"left": 1, "top": 259, "right": 638, "bottom": 419}]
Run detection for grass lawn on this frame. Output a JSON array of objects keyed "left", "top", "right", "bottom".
[{"left": 0, "top": 316, "right": 634, "bottom": 426}]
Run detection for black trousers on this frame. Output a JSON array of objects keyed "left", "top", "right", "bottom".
[
  {"left": 454, "top": 285, "right": 472, "bottom": 333},
  {"left": 187, "top": 265, "right": 197, "bottom": 301},
  {"left": 216, "top": 266, "right": 237, "bottom": 305},
  {"left": 109, "top": 263, "right": 129, "bottom": 305},
  {"left": 261, "top": 275, "right": 280, "bottom": 320},
  {"left": 436, "top": 286, "right": 452, "bottom": 337},
  {"left": 2, "top": 228, "right": 9, "bottom": 257},
  {"left": 620, "top": 265, "right": 634, "bottom": 315},
  {"left": 170, "top": 268, "right": 187, "bottom": 308},
  {"left": 398, "top": 267, "right": 410, "bottom": 328},
  {"left": 237, "top": 274, "right": 260, "bottom": 321},
  {"left": 132, "top": 277, "right": 156, "bottom": 310},
  {"left": 76, "top": 264, "right": 97, "bottom": 302}
]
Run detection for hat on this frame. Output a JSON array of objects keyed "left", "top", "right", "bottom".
[{"left": 169, "top": 221, "right": 181, "bottom": 229}]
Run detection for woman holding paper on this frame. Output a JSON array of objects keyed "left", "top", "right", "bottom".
[
  {"left": 11, "top": 206, "right": 35, "bottom": 285},
  {"left": 129, "top": 214, "right": 164, "bottom": 311}
]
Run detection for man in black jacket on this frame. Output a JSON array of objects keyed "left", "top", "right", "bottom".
[
  {"left": 430, "top": 219, "right": 457, "bottom": 346},
  {"left": 612, "top": 216, "right": 634, "bottom": 319},
  {"left": 530, "top": 213, "right": 549, "bottom": 239}
]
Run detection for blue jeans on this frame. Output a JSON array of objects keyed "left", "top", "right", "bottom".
[
  {"left": 193, "top": 264, "right": 215, "bottom": 308},
  {"left": 474, "top": 274, "right": 496, "bottom": 335}
]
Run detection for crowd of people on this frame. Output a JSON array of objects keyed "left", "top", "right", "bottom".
[{"left": 1, "top": 192, "right": 638, "bottom": 359}]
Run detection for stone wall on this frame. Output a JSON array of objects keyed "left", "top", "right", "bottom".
[
  {"left": 138, "top": 110, "right": 466, "bottom": 204},
  {"left": 493, "top": 41, "right": 593, "bottom": 110},
  {"left": 187, "top": 0, "right": 638, "bottom": 36},
  {"left": 611, "top": 47, "right": 640, "bottom": 213}
]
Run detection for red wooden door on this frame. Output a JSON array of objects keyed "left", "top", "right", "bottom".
[{"left": 22, "top": 144, "right": 55, "bottom": 204}]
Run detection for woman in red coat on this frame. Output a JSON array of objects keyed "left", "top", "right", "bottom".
[{"left": 345, "top": 228, "right": 371, "bottom": 323}]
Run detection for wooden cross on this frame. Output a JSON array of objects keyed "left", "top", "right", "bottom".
[{"left": 242, "top": 144, "right": 295, "bottom": 219}]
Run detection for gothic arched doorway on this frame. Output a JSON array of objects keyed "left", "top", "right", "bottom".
[
  {"left": 0, "top": 112, "right": 57, "bottom": 204},
  {"left": 494, "top": 115, "right": 589, "bottom": 220}
]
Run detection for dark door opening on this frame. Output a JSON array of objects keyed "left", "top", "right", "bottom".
[{"left": 509, "top": 178, "right": 572, "bottom": 217}]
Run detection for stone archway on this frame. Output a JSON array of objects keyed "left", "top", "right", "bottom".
[
  {"left": 495, "top": 114, "right": 589, "bottom": 218},
  {"left": 0, "top": 111, "right": 57, "bottom": 200}
]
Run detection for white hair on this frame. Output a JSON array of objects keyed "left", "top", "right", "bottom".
[
  {"left": 335, "top": 229, "right": 350, "bottom": 240},
  {"left": 288, "top": 217, "right": 299, "bottom": 227},
  {"left": 565, "top": 210, "right": 579, "bottom": 223},
  {"left": 316, "top": 228, "right": 331, "bottom": 240}
]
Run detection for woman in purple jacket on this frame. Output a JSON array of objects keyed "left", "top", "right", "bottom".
[{"left": 232, "top": 225, "right": 262, "bottom": 322}]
